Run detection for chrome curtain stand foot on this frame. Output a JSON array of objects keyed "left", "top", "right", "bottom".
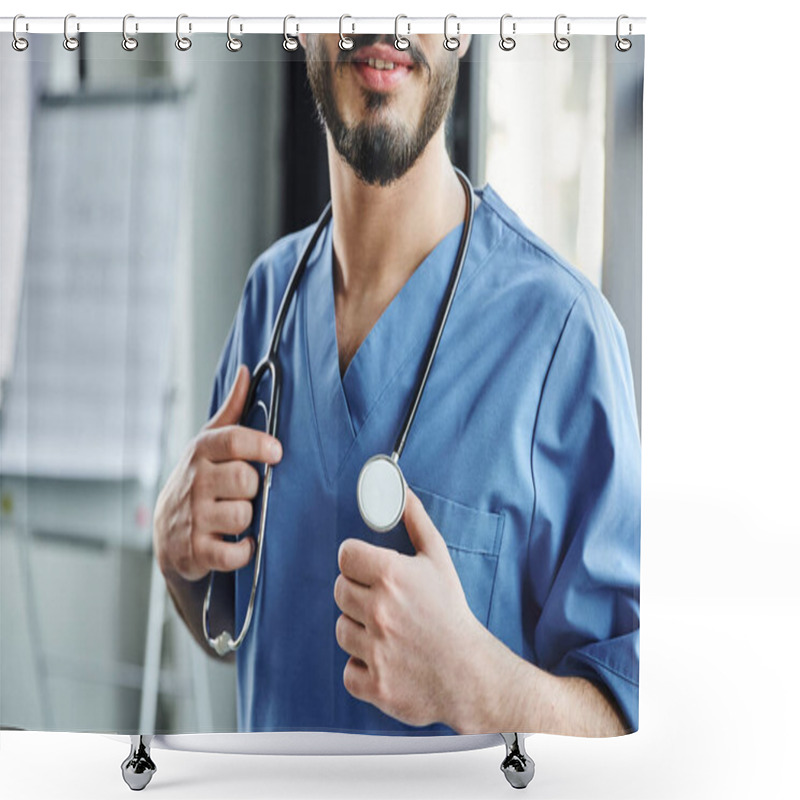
[
  {"left": 121, "top": 735, "right": 156, "bottom": 791},
  {"left": 500, "top": 733, "right": 535, "bottom": 789}
]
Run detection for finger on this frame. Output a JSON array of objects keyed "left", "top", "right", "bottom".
[
  {"left": 205, "top": 499, "right": 254, "bottom": 536},
  {"left": 338, "top": 538, "right": 395, "bottom": 587},
  {"left": 333, "top": 573, "right": 371, "bottom": 625},
  {"left": 402, "top": 489, "right": 448, "bottom": 559},
  {"left": 335, "top": 614, "right": 370, "bottom": 662},
  {"left": 205, "top": 365, "right": 250, "bottom": 429},
  {"left": 206, "top": 461, "right": 260, "bottom": 500},
  {"left": 342, "top": 656, "right": 372, "bottom": 702},
  {"left": 201, "top": 425, "right": 283, "bottom": 465},
  {"left": 196, "top": 535, "right": 254, "bottom": 573}
]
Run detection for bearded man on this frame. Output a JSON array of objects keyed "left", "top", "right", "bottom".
[{"left": 154, "top": 33, "right": 640, "bottom": 738}]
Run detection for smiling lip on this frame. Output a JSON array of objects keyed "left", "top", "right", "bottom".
[{"left": 348, "top": 44, "right": 416, "bottom": 92}]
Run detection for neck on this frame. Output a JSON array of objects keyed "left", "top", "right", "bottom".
[{"left": 327, "top": 128, "right": 466, "bottom": 302}]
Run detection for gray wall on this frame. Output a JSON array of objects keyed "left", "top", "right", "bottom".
[
  {"left": 1, "top": 34, "right": 288, "bottom": 734},
  {"left": 602, "top": 40, "right": 645, "bottom": 426}
]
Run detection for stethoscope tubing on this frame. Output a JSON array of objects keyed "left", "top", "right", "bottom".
[
  {"left": 392, "top": 168, "right": 474, "bottom": 459},
  {"left": 242, "top": 202, "right": 334, "bottom": 435},
  {"left": 203, "top": 203, "right": 331, "bottom": 656}
]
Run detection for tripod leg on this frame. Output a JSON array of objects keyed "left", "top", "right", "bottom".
[
  {"left": 121, "top": 735, "right": 156, "bottom": 791},
  {"left": 500, "top": 733, "right": 535, "bottom": 789}
]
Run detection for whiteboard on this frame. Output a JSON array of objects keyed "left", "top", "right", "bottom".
[{"left": 0, "top": 88, "right": 186, "bottom": 486}]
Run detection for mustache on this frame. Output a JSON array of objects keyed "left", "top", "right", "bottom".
[{"left": 336, "top": 34, "right": 431, "bottom": 78}]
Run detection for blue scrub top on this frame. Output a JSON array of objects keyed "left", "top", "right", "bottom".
[{"left": 208, "top": 184, "right": 641, "bottom": 735}]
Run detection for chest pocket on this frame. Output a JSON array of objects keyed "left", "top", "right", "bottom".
[{"left": 404, "top": 486, "right": 505, "bottom": 626}]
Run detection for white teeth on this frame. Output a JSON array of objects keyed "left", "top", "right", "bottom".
[{"left": 366, "top": 58, "right": 396, "bottom": 70}]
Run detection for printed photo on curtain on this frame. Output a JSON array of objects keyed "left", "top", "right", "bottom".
[{"left": 0, "top": 23, "right": 644, "bottom": 754}]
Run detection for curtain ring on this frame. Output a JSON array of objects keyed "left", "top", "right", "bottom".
[
  {"left": 553, "top": 14, "right": 570, "bottom": 52},
  {"left": 394, "top": 14, "right": 410, "bottom": 51},
  {"left": 615, "top": 15, "right": 632, "bottom": 52},
  {"left": 12, "top": 14, "right": 29, "bottom": 52},
  {"left": 121, "top": 14, "right": 138, "bottom": 51},
  {"left": 63, "top": 13, "right": 79, "bottom": 51},
  {"left": 226, "top": 15, "right": 243, "bottom": 52},
  {"left": 175, "top": 13, "right": 192, "bottom": 51},
  {"left": 283, "top": 15, "right": 299, "bottom": 51},
  {"left": 339, "top": 15, "right": 354, "bottom": 50},
  {"left": 499, "top": 14, "right": 516, "bottom": 51},
  {"left": 443, "top": 14, "right": 460, "bottom": 51}
]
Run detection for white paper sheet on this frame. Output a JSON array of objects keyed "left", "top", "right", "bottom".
[{"left": 0, "top": 89, "right": 186, "bottom": 486}]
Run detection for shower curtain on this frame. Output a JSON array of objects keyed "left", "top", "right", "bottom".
[{"left": 0, "top": 23, "right": 643, "bottom": 741}]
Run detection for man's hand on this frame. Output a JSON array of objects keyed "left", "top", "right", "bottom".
[
  {"left": 153, "top": 365, "right": 283, "bottom": 583},
  {"left": 334, "top": 488, "right": 485, "bottom": 729},
  {"left": 334, "top": 489, "right": 629, "bottom": 735}
]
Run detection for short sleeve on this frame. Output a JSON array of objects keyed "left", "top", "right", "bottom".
[{"left": 528, "top": 287, "right": 641, "bottom": 731}]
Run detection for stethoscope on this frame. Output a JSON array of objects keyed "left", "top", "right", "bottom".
[{"left": 204, "top": 168, "right": 475, "bottom": 656}]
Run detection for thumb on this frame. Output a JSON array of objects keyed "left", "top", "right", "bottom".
[
  {"left": 403, "top": 489, "right": 448, "bottom": 559},
  {"left": 205, "top": 365, "right": 250, "bottom": 429}
]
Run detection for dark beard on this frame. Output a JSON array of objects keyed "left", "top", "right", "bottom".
[{"left": 306, "top": 35, "right": 459, "bottom": 187}]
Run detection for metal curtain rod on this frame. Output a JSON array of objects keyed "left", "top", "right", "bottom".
[{"left": 0, "top": 15, "right": 645, "bottom": 36}]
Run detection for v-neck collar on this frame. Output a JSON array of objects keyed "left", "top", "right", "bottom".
[{"left": 304, "top": 190, "right": 490, "bottom": 484}]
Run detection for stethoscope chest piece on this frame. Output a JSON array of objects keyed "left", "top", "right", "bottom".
[{"left": 357, "top": 454, "right": 407, "bottom": 533}]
